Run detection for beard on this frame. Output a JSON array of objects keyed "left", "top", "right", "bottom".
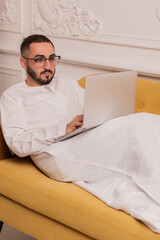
[{"left": 27, "top": 64, "right": 55, "bottom": 85}]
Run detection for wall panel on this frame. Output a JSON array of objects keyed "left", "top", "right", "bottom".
[
  {"left": 0, "top": 0, "right": 22, "bottom": 33},
  {"left": 0, "top": 67, "right": 21, "bottom": 96},
  {"left": 0, "top": 0, "right": 160, "bottom": 93}
]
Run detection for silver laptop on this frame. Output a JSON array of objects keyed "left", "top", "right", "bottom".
[{"left": 56, "top": 70, "right": 137, "bottom": 142}]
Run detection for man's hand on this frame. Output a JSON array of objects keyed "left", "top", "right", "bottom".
[{"left": 65, "top": 114, "right": 83, "bottom": 134}]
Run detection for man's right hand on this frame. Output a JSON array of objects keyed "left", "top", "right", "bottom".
[{"left": 65, "top": 115, "right": 83, "bottom": 135}]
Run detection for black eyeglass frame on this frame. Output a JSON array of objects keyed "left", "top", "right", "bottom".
[{"left": 23, "top": 54, "right": 61, "bottom": 65}]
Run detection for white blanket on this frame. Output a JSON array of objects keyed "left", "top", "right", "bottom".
[{"left": 32, "top": 113, "right": 160, "bottom": 233}]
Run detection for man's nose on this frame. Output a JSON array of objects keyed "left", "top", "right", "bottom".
[{"left": 43, "top": 59, "right": 51, "bottom": 69}]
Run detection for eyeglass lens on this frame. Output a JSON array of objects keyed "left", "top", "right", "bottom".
[{"left": 36, "top": 56, "right": 60, "bottom": 66}]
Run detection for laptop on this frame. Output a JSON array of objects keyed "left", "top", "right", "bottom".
[{"left": 56, "top": 70, "right": 137, "bottom": 142}]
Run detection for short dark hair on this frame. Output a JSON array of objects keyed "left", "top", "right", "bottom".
[{"left": 20, "top": 34, "right": 54, "bottom": 57}]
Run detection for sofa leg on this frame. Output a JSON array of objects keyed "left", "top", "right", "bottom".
[{"left": 0, "top": 221, "right": 4, "bottom": 232}]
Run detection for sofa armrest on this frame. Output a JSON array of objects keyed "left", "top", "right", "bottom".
[{"left": 0, "top": 128, "right": 12, "bottom": 160}]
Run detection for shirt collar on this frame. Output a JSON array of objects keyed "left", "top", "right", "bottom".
[
  {"left": 42, "top": 78, "right": 57, "bottom": 94},
  {"left": 24, "top": 78, "right": 57, "bottom": 94}
]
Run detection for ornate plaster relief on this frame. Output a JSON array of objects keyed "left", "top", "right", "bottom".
[
  {"left": 0, "top": 0, "right": 21, "bottom": 32},
  {"left": 32, "top": 0, "right": 102, "bottom": 38}
]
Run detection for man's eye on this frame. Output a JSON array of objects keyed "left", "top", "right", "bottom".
[
  {"left": 49, "top": 56, "right": 55, "bottom": 61},
  {"left": 35, "top": 58, "right": 43, "bottom": 62}
]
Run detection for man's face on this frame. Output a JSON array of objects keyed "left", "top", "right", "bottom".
[
  {"left": 26, "top": 61, "right": 55, "bottom": 86},
  {"left": 24, "top": 42, "right": 56, "bottom": 86}
]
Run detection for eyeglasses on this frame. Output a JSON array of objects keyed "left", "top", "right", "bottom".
[{"left": 23, "top": 54, "right": 61, "bottom": 67}]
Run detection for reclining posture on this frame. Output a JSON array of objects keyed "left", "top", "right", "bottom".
[{"left": 1, "top": 34, "right": 160, "bottom": 233}]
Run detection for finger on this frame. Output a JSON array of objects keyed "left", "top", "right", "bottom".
[
  {"left": 75, "top": 121, "right": 83, "bottom": 127},
  {"left": 75, "top": 114, "right": 83, "bottom": 121},
  {"left": 78, "top": 114, "right": 84, "bottom": 121}
]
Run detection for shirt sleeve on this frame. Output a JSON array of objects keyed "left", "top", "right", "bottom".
[
  {"left": 0, "top": 91, "right": 67, "bottom": 157},
  {"left": 71, "top": 79, "right": 85, "bottom": 110}
]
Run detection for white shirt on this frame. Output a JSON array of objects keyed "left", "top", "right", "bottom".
[{"left": 0, "top": 77, "right": 84, "bottom": 157}]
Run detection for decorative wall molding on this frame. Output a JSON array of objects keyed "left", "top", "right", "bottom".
[
  {"left": 60, "top": 54, "right": 160, "bottom": 79},
  {"left": 0, "top": 66, "right": 21, "bottom": 81},
  {"left": 1, "top": 48, "right": 159, "bottom": 79},
  {"left": 0, "top": 0, "right": 22, "bottom": 32},
  {"left": 0, "top": 67, "right": 21, "bottom": 95},
  {"left": 96, "top": 33, "right": 160, "bottom": 50},
  {"left": 157, "top": 7, "right": 160, "bottom": 21},
  {"left": 0, "top": 48, "right": 19, "bottom": 56},
  {"left": 31, "top": 0, "right": 102, "bottom": 38},
  {"left": 31, "top": 0, "right": 160, "bottom": 50}
]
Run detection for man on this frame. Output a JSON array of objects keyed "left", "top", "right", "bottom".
[
  {"left": 20, "top": 34, "right": 84, "bottom": 134},
  {"left": 1, "top": 34, "right": 160, "bottom": 233},
  {"left": 1, "top": 34, "right": 84, "bottom": 158}
]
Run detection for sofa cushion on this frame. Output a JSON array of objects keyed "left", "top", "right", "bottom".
[{"left": 1, "top": 157, "right": 160, "bottom": 240}]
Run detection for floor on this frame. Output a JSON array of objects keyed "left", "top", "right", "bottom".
[{"left": 0, "top": 223, "right": 37, "bottom": 240}]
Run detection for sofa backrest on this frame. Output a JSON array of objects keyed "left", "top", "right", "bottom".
[
  {"left": 135, "top": 78, "right": 160, "bottom": 114},
  {"left": 78, "top": 75, "right": 160, "bottom": 115},
  {"left": 0, "top": 75, "right": 160, "bottom": 160}
]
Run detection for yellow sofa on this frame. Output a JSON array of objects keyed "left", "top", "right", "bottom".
[{"left": 1, "top": 76, "right": 160, "bottom": 240}]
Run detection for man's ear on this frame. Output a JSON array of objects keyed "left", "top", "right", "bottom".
[{"left": 20, "top": 57, "right": 27, "bottom": 70}]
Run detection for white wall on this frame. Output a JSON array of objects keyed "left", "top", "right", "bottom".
[{"left": 0, "top": 0, "right": 160, "bottom": 94}]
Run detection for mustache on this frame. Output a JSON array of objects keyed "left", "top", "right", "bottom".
[{"left": 41, "top": 70, "right": 53, "bottom": 75}]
